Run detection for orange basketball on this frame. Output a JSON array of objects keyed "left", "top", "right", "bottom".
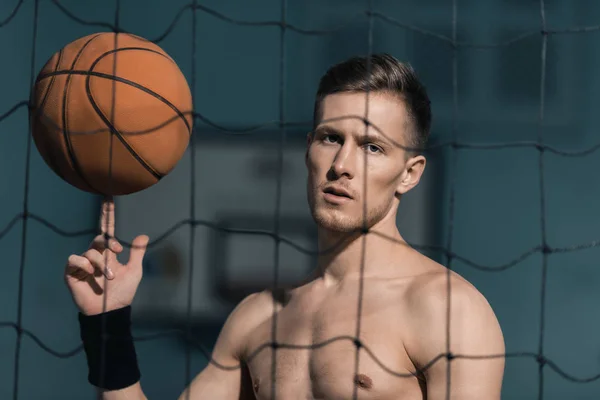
[{"left": 30, "top": 32, "right": 192, "bottom": 196}]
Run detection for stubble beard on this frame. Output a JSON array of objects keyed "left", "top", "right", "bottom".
[{"left": 307, "top": 185, "right": 391, "bottom": 234}]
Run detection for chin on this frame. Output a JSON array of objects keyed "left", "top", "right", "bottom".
[
  {"left": 310, "top": 208, "right": 365, "bottom": 233},
  {"left": 317, "top": 217, "right": 359, "bottom": 233},
  {"left": 309, "top": 196, "right": 394, "bottom": 234}
]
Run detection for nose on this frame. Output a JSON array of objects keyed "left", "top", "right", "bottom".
[{"left": 329, "top": 142, "right": 356, "bottom": 180}]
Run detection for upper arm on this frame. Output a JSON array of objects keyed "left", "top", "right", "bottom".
[
  {"left": 179, "top": 292, "right": 266, "bottom": 400},
  {"left": 405, "top": 274, "right": 505, "bottom": 400}
]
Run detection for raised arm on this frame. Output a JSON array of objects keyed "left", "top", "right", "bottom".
[
  {"left": 404, "top": 273, "right": 505, "bottom": 400},
  {"left": 64, "top": 199, "right": 260, "bottom": 399}
]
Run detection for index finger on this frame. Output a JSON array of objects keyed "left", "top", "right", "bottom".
[{"left": 100, "top": 197, "right": 115, "bottom": 238}]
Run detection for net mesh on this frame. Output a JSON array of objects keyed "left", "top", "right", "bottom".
[{"left": 1, "top": 0, "right": 600, "bottom": 399}]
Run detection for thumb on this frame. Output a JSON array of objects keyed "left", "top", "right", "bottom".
[{"left": 128, "top": 235, "right": 150, "bottom": 267}]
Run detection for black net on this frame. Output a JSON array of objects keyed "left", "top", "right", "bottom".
[{"left": 1, "top": 1, "right": 600, "bottom": 399}]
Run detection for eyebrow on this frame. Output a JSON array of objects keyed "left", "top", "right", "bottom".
[{"left": 314, "top": 125, "right": 394, "bottom": 147}]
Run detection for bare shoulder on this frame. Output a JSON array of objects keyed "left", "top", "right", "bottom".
[
  {"left": 230, "top": 290, "right": 277, "bottom": 324},
  {"left": 213, "top": 290, "right": 275, "bottom": 362},
  {"left": 393, "top": 255, "right": 506, "bottom": 397},
  {"left": 404, "top": 263, "right": 494, "bottom": 318},
  {"left": 401, "top": 257, "right": 505, "bottom": 369}
]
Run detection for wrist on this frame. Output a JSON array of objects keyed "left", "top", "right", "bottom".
[
  {"left": 80, "top": 303, "right": 132, "bottom": 318},
  {"left": 79, "top": 305, "right": 133, "bottom": 330},
  {"left": 79, "top": 305, "right": 141, "bottom": 390}
]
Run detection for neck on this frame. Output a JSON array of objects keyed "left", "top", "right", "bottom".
[{"left": 315, "top": 215, "right": 408, "bottom": 286}]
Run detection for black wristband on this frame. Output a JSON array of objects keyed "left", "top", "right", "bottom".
[{"left": 78, "top": 306, "right": 141, "bottom": 390}]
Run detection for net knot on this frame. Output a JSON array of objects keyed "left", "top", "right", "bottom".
[
  {"left": 536, "top": 354, "right": 547, "bottom": 366},
  {"left": 446, "top": 352, "right": 455, "bottom": 361},
  {"left": 353, "top": 338, "right": 362, "bottom": 349},
  {"left": 271, "top": 342, "right": 279, "bottom": 350},
  {"left": 535, "top": 143, "right": 545, "bottom": 152},
  {"left": 541, "top": 244, "right": 552, "bottom": 254}
]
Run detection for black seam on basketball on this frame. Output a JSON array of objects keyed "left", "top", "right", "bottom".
[
  {"left": 34, "top": 49, "right": 64, "bottom": 85},
  {"left": 85, "top": 70, "right": 163, "bottom": 181},
  {"left": 90, "top": 47, "right": 176, "bottom": 180},
  {"left": 62, "top": 33, "right": 104, "bottom": 194},
  {"left": 84, "top": 46, "right": 190, "bottom": 181},
  {"left": 37, "top": 50, "right": 65, "bottom": 179},
  {"left": 122, "top": 36, "right": 178, "bottom": 64},
  {"left": 91, "top": 47, "right": 190, "bottom": 133},
  {"left": 38, "top": 69, "right": 192, "bottom": 136},
  {"left": 35, "top": 48, "right": 191, "bottom": 135},
  {"left": 37, "top": 49, "right": 62, "bottom": 114},
  {"left": 87, "top": 81, "right": 164, "bottom": 180}
]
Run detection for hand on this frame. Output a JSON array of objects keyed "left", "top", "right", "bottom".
[{"left": 64, "top": 198, "right": 149, "bottom": 316}]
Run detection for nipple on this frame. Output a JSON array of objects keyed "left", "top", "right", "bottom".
[{"left": 354, "top": 373, "right": 373, "bottom": 389}]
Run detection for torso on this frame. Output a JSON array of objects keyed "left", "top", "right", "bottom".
[{"left": 241, "top": 274, "right": 429, "bottom": 400}]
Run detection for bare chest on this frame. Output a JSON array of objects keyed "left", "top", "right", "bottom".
[{"left": 243, "top": 293, "right": 425, "bottom": 400}]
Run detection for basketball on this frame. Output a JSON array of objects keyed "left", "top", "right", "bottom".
[{"left": 30, "top": 32, "right": 192, "bottom": 196}]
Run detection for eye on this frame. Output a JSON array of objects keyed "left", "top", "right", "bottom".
[
  {"left": 323, "top": 134, "right": 340, "bottom": 144},
  {"left": 365, "top": 143, "right": 382, "bottom": 154}
]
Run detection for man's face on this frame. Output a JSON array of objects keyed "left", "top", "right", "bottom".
[{"left": 306, "top": 91, "right": 425, "bottom": 233}]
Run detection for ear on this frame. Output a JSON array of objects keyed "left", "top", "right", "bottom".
[{"left": 396, "top": 155, "right": 426, "bottom": 195}]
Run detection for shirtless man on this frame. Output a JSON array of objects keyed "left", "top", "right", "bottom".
[{"left": 65, "top": 53, "right": 505, "bottom": 399}]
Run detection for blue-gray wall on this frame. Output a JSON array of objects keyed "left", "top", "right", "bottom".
[{"left": 1, "top": 0, "right": 599, "bottom": 399}]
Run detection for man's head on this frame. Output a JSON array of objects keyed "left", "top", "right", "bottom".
[{"left": 306, "top": 53, "right": 431, "bottom": 233}]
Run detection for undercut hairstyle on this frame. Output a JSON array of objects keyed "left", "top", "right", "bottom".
[{"left": 313, "top": 53, "right": 431, "bottom": 154}]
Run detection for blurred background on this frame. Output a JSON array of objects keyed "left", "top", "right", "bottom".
[{"left": 1, "top": 0, "right": 600, "bottom": 399}]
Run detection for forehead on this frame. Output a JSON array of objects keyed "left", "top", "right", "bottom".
[{"left": 318, "top": 92, "right": 409, "bottom": 143}]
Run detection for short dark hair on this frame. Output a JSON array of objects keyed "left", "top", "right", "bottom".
[{"left": 313, "top": 53, "right": 431, "bottom": 153}]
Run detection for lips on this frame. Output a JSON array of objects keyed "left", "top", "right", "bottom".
[{"left": 323, "top": 186, "right": 353, "bottom": 199}]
